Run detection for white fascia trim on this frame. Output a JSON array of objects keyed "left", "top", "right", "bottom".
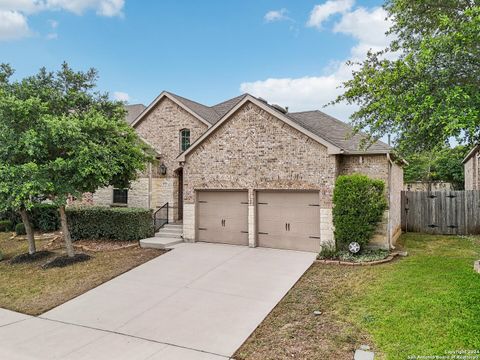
[
  {"left": 177, "top": 95, "right": 343, "bottom": 161},
  {"left": 131, "top": 91, "right": 212, "bottom": 128}
]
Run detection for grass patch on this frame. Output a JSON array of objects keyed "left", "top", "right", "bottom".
[
  {"left": 0, "top": 232, "right": 164, "bottom": 315},
  {"left": 235, "top": 234, "right": 480, "bottom": 360}
]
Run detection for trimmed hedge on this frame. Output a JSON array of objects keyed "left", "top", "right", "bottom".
[
  {"left": 66, "top": 206, "right": 154, "bottom": 241},
  {"left": 0, "top": 204, "right": 60, "bottom": 232},
  {"left": 333, "top": 174, "right": 387, "bottom": 250},
  {"left": 15, "top": 223, "right": 26, "bottom": 235},
  {"left": 0, "top": 220, "right": 13, "bottom": 232}
]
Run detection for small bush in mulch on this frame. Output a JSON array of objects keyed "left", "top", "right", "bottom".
[
  {"left": 318, "top": 247, "right": 389, "bottom": 263},
  {"left": 15, "top": 223, "right": 26, "bottom": 235},
  {"left": 42, "top": 253, "right": 91, "bottom": 269},
  {"left": 10, "top": 251, "right": 53, "bottom": 264}
]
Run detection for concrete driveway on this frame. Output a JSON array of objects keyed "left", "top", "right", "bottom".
[{"left": 0, "top": 242, "right": 316, "bottom": 359}]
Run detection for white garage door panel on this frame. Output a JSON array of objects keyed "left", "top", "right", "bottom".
[
  {"left": 257, "top": 191, "right": 320, "bottom": 252},
  {"left": 197, "top": 191, "right": 248, "bottom": 246}
]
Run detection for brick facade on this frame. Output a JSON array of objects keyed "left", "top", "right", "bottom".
[
  {"left": 92, "top": 97, "right": 208, "bottom": 220},
  {"left": 183, "top": 103, "right": 337, "bottom": 206},
  {"left": 182, "top": 102, "right": 399, "bottom": 249},
  {"left": 92, "top": 96, "right": 403, "bottom": 250}
]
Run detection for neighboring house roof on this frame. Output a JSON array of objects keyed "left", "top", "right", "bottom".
[
  {"left": 125, "top": 104, "right": 146, "bottom": 124},
  {"left": 463, "top": 145, "right": 480, "bottom": 163}
]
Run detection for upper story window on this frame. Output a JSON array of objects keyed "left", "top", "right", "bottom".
[{"left": 180, "top": 128, "right": 191, "bottom": 152}]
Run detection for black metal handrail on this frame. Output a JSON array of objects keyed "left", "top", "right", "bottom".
[{"left": 154, "top": 202, "right": 169, "bottom": 231}]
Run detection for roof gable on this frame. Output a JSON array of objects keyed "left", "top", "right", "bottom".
[{"left": 178, "top": 96, "right": 344, "bottom": 161}]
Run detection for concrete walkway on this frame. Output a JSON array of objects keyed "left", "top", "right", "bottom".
[{"left": 0, "top": 243, "right": 316, "bottom": 359}]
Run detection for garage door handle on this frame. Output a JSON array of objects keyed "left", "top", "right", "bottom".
[
  {"left": 309, "top": 204, "right": 320, "bottom": 207},
  {"left": 309, "top": 236, "right": 320, "bottom": 239},
  {"left": 198, "top": 228, "right": 207, "bottom": 231},
  {"left": 258, "top": 232, "right": 268, "bottom": 235},
  {"left": 240, "top": 231, "right": 248, "bottom": 233},
  {"left": 257, "top": 202, "right": 268, "bottom": 205}
]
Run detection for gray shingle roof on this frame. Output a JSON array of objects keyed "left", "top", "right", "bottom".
[
  {"left": 166, "top": 92, "right": 220, "bottom": 124},
  {"left": 125, "top": 104, "right": 146, "bottom": 124},
  {"left": 285, "top": 110, "right": 391, "bottom": 154},
  {"left": 159, "top": 92, "right": 391, "bottom": 154}
]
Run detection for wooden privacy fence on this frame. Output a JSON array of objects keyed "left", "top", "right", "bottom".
[{"left": 401, "top": 191, "right": 480, "bottom": 235}]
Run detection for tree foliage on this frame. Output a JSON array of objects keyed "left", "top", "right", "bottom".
[
  {"left": 0, "top": 63, "right": 152, "bottom": 257},
  {"left": 331, "top": 0, "right": 480, "bottom": 153},
  {"left": 403, "top": 146, "right": 468, "bottom": 189}
]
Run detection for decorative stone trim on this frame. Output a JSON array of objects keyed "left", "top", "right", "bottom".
[{"left": 316, "top": 252, "right": 402, "bottom": 266}]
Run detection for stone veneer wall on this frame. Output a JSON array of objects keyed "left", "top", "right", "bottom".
[
  {"left": 134, "top": 97, "right": 209, "bottom": 220},
  {"left": 92, "top": 178, "right": 150, "bottom": 208},
  {"left": 182, "top": 102, "right": 338, "bottom": 246}
]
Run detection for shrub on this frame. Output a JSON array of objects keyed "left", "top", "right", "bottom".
[
  {"left": 66, "top": 206, "right": 154, "bottom": 241},
  {"left": 333, "top": 174, "right": 387, "bottom": 250},
  {"left": 0, "top": 220, "right": 13, "bottom": 232},
  {"left": 15, "top": 223, "right": 26, "bottom": 235},
  {"left": 30, "top": 204, "right": 60, "bottom": 232},
  {"left": 0, "top": 204, "right": 60, "bottom": 232}
]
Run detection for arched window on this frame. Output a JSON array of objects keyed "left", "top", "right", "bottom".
[{"left": 180, "top": 128, "right": 191, "bottom": 152}]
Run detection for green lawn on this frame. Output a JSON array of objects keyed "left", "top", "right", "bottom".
[
  {"left": 347, "top": 234, "right": 480, "bottom": 358},
  {"left": 236, "top": 234, "right": 480, "bottom": 360}
]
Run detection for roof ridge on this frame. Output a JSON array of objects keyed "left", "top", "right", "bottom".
[{"left": 166, "top": 91, "right": 211, "bottom": 109}]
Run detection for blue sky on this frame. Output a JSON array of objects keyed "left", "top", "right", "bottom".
[{"left": 0, "top": 0, "right": 391, "bottom": 120}]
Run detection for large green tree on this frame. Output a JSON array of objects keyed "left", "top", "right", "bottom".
[
  {"left": 0, "top": 72, "right": 51, "bottom": 255},
  {"left": 403, "top": 146, "right": 468, "bottom": 189},
  {"left": 332, "top": 0, "right": 479, "bottom": 153},
  {"left": 0, "top": 63, "right": 152, "bottom": 258}
]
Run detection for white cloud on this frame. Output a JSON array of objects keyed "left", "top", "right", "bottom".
[
  {"left": 45, "top": 0, "right": 124, "bottom": 17},
  {"left": 264, "top": 8, "right": 289, "bottom": 23},
  {"left": 307, "top": 0, "right": 354, "bottom": 29},
  {"left": 0, "top": 10, "right": 30, "bottom": 40},
  {"left": 0, "top": 0, "right": 124, "bottom": 41},
  {"left": 334, "top": 7, "right": 393, "bottom": 58},
  {"left": 113, "top": 91, "right": 130, "bottom": 102},
  {"left": 241, "top": 4, "right": 393, "bottom": 121},
  {"left": 48, "top": 19, "right": 58, "bottom": 28},
  {"left": 46, "top": 32, "right": 57, "bottom": 39}
]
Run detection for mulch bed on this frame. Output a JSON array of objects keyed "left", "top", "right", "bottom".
[
  {"left": 42, "top": 253, "right": 91, "bottom": 269},
  {"left": 316, "top": 251, "right": 407, "bottom": 266},
  {"left": 73, "top": 240, "right": 138, "bottom": 252},
  {"left": 10, "top": 251, "right": 54, "bottom": 264}
]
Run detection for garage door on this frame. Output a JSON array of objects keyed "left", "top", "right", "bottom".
[
  {"left": 197, "top": 191, "right": 248, "bottom": 246},
  {"left": 257, "top": 191, "right": 320, "bottom": 252}
]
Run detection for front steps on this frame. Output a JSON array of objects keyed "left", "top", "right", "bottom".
[{"left": 140, "top": 224, "right": 183, "bottom": 249}]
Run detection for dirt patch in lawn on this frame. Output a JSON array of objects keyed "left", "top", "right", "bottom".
[{"left": 0, "top": 232, "right": 164, "bottom": 315}]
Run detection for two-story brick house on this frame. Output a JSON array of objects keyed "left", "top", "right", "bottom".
[{"left": 93, "top": 91, "right": 404, "bottom": 252}]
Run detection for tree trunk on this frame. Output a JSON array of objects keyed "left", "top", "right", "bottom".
[
  {"left": 19, "top": 208, "right": 36, "bottom": 255},
  {"left": 59, "top": 204, "right": 75, "bottom": 258}
]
